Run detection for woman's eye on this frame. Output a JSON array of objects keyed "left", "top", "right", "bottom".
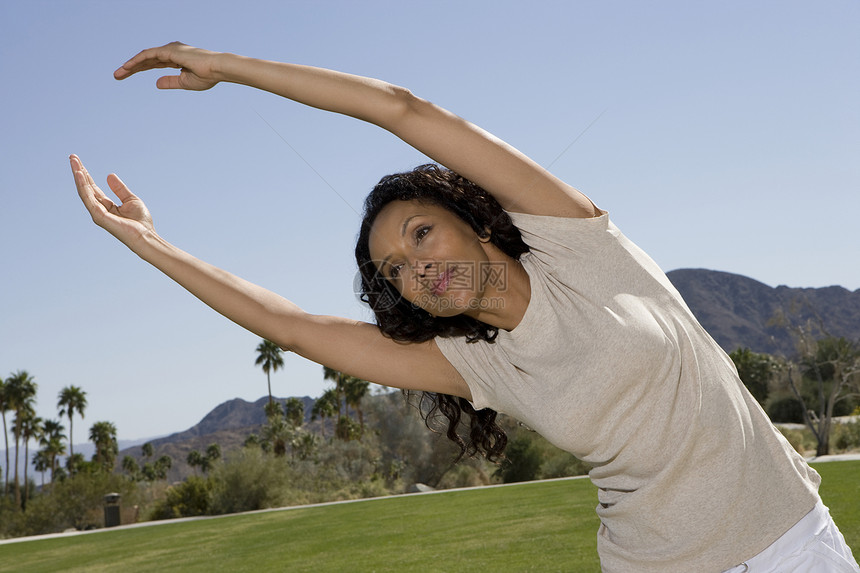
[
  {"left": 415, "top": 225, "right": 431, "bottom": 242},
  {"left": 389, "top": 264, "right": 402, "bottom": 279}
]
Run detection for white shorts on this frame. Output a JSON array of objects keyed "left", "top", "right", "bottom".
[{"left": 722, "top": 500, "right": 860, "bottom": 573}]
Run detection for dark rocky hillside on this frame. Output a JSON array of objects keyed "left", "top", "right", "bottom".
[
  {"left": 119, "top": 396, "right": 317, "bottom": 482},
  {"left": 667, "top": 268, "right": 860, "bottom": 357},
  {"left": 146, "top": 396, "right": 315, "bottom": 446}
]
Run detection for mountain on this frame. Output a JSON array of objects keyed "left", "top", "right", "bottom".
[
  {"left": 146, "top": 396, "right": 314, "bottom": 447},
  {"left": 117, "top": 396, "right": 317, "bottom": 482},
  {"left": 667, "top": 268, "right": 860, "bottom": 357}
]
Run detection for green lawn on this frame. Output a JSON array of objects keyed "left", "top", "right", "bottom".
[
  {"left": 1, "top": 461, "right": 857, "bottom": 572},
  {"left": 817, "top": 460, "right": 860, "bottom": 550}
]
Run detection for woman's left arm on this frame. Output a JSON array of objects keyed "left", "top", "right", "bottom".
[{"left": 116, "top": 43, "right": 597, "bottom": 218}]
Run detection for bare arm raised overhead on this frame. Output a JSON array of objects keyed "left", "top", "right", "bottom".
[
  {"left": 115, "top": 42, "right": 597, "bottom": 218},
  {"left": 70, "top": 155, "right": 469, "bottom": 400}
]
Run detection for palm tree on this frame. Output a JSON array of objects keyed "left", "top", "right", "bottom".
[
  {"left": 0, "top": 375, "right": 11, "bottom": 495},
  {"left": 205, "top": 443, "right": 221, "bottom": 462},
  {"left": 20, "top": 411, "right": 43, "bottom": 508},
  {"left": 141, "top": 442, "right": 154, "bottom": 459},
  {"left": 6, "top": 370, "right": 37, "bottom": 507},
  {"left": 57, "top": 385, "right": 87, "bottom": 458},
  {"left": 186, "top": 450, "right": 204, "bottom": 476},
  {"left": 255, "top": 339, "right": 284, "bottom": 410},
  {"left": 121, "top": 455, "right": 140, "bottom": 480},
  {"left": 42, "top": 437, "right": 66, "bottom": 482},
  {"left": 342, "top": 376, "right": 370, "bottom": 434},
  {"left": 39, "top": 419, "right": 66, "bottom": 481},
  {"left": 311, "top": 389, "right": 338, "bottom": 438},
  {"left": 322, "top": 367, "right": 347, "bottom": 418},
  {"left": 262, "top": 416, "right": 291, "bottom": 457},
  {"left": 201, "top": 443, "right": 221, "bottom": 473},
  {"left": 263, "top": 400, "right": 282, "bottom": 420},
  {"left": 65, "top": 452, "right": 85, "bottom": 475},
  {"left": 88, "top": 421, "right": 118, "bottom": 470},
  {"left": 323, "top": 367, "right": 370, "bottom": 430},
  {"left": 154, "top": 455, "right": 172, "bottom": 480},
  {"left": 33, "top": 450, "right": 51, "bottom": 488},
  {"left": 284, "top": 397, "right": 305, "bottom": 429}
]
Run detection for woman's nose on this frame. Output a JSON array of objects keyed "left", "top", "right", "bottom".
[{"left": 414, "top": 261, "right": 432, "bottom": 278}]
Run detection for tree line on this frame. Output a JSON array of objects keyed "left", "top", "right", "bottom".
[{"left": 0, "top": 375, "right": 111, "bottom": 508}]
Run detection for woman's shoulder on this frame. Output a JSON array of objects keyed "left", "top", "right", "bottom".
[{"left": 507, "top": 208, "right": 614, "bottom": 262}]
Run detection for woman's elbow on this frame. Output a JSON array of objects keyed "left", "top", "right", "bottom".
[{"left": 378, "top": 85, "right": 433, "bottom": 130}]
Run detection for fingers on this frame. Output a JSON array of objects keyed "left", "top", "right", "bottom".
[
  {"left": 69, "top": 153, "right": 84, "bottom": 173},
  {"left": 72, "top": 164, "right": 106, "bottom": 219},
  {"left": 70, "top": 155, "right": 117, "bottom": 219},
  {"left": 70, "top": 154, "right": 97, "bottom": 198},
  {"left": 114, "top": 42, "right": 185, "bottom": 81},
  {"left": 70, "top": 155, "right": 107, "bottom": 200}
]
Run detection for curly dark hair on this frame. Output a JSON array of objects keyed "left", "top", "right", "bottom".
[{"left": 354, "top": 164, "right": 529, "bottom": 462}]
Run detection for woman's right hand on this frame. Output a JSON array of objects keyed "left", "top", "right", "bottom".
[
  {"left": 71, "top": 154, "right": 155, "bottom": 253},
  {"left": 114, "top": 42, "right": 221, "bottom": 91}
]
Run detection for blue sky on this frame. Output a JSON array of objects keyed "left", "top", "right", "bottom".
[{"left": 1, "top": 0, "right": 858, "bottom": 444}]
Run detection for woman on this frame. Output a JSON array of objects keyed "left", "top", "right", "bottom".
[{"left": 71, "top": 42, "right": 858, "bottom": 572}]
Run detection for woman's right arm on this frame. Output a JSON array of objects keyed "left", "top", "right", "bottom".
[
  {"left": 71, "top": 155, "right": 470, "bottom": 400},
  {"left": 114, "top": 42, "right": 423, "bottom": 127}
]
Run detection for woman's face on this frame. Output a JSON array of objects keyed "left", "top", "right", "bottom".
[{"left": 367, "top": 200, "right": 493, "bottom": 317}]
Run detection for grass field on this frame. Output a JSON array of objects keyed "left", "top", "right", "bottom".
[{"left": 1, "top": 461, "right": 857, "bottom": 572}]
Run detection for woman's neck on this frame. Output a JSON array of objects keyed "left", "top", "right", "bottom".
[{"left": 466, "top": 252, "right": 531, "bottom": 332}]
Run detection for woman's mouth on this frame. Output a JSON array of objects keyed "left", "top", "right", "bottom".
[{"left": 431, "top": 267, "right": 454, "bottom": 296}]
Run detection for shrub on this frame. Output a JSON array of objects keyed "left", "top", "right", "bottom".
[
  {"left": 5, "top": 472, "right": 139, "bottom": 537},
  {"left": 768, "top": 396, "right": 804, "bottom": 423},
  {"left": 832, "top": 420, "right": 860, "bottom": 453},
  {"left": 149, "top": 476, "right": 213, "bottom": 520},
  {"left": 209, "top": 449, "right": 292, "bottom": 514},
  {"left": 494, "top": 435, "right": 542, "bottom": 483},
  {"left": 313, "top": 437, "right": 381, "bottom": 483},
  {"left": 0, "top": 496, "right": 24, "bottom": 539},
  {"left": 436, "top": 461, "right": 491, "bottom": 489}
]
